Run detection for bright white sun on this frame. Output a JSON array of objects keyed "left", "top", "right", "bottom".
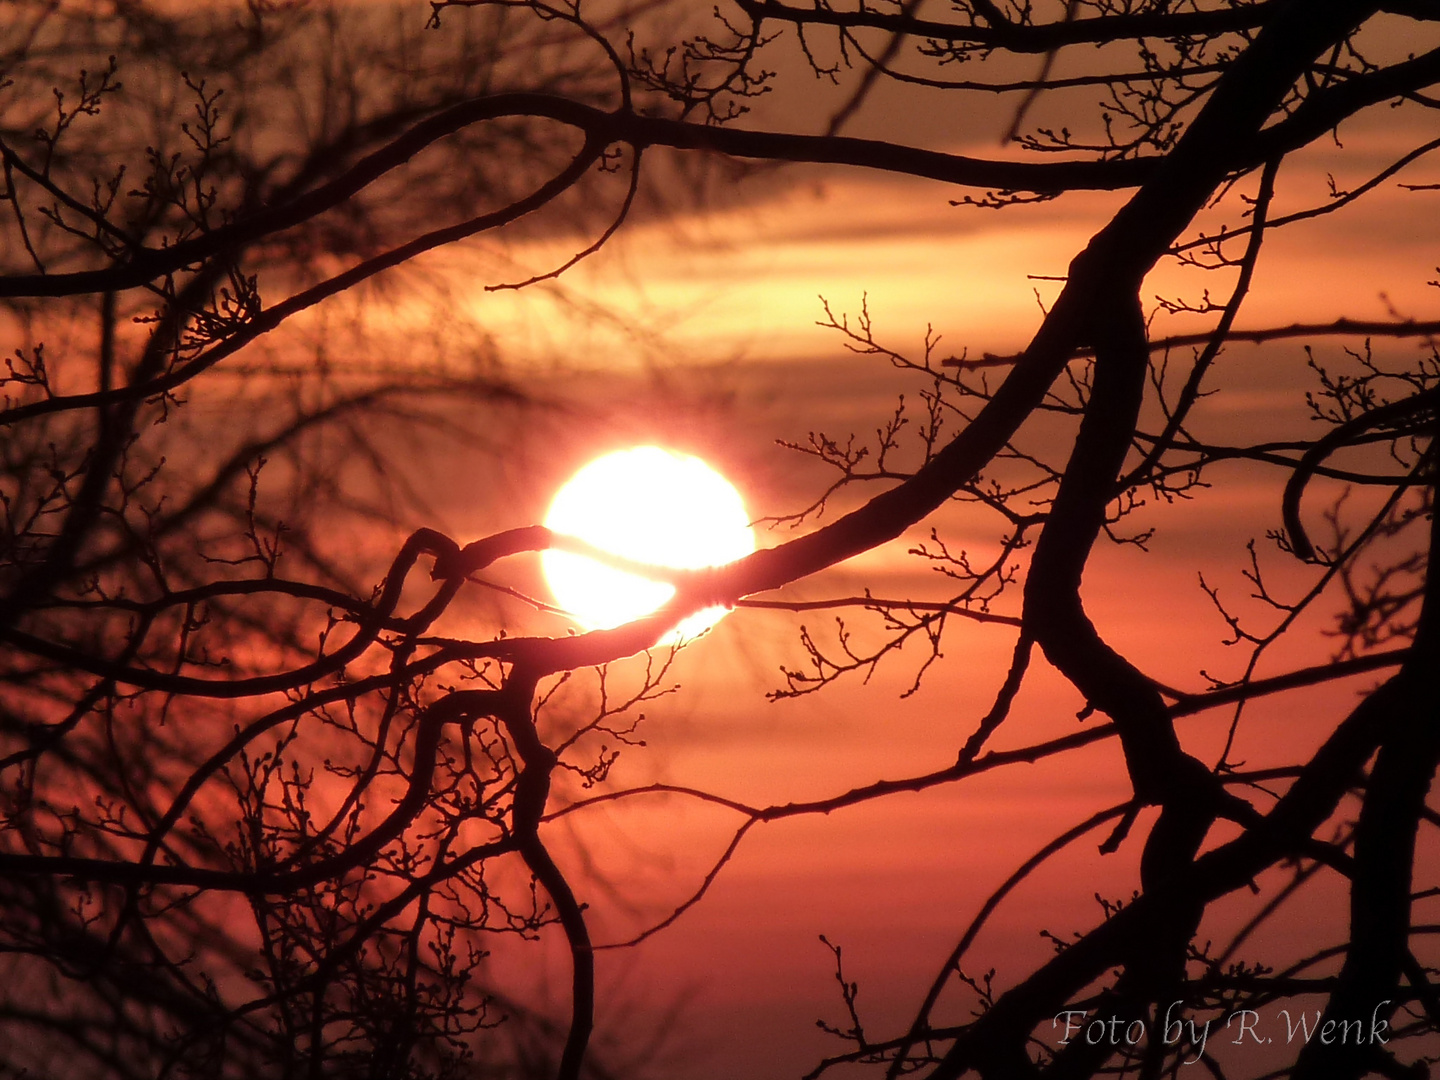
[{"left": 541, "top": 446, "right": 756, "bottom": 640}]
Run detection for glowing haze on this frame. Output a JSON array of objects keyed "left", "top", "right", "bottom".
[{"left": 541, "top": 446, "right": 756, "bottom": 639}]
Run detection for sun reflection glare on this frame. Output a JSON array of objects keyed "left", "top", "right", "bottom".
[{"left": 541, "top": 446, "right": 755, "bottom": 639}]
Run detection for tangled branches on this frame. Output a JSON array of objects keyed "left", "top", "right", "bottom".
[{"left": 3, "top": 1, "right": 1440, "bottom": 1078}]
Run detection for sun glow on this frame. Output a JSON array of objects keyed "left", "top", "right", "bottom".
[{"left": 541, "top": 446, "right": 756, "bottom": 639}]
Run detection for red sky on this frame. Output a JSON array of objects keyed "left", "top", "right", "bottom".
[
  {"left": 395, "top": 213, "right": 1437, "bottom": 1076},
  {"left": 119, "top": 12, "right": 1440, "bottom": 1070},
  {"left": 6, "top": 6, "right": 1439, "bottom": 1078},
  {"left": 342, "top": 70, "right": 1440, "bottom": 1067}
]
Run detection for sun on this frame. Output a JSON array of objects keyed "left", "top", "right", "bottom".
[{"left": 541, "top": 446, "right": 756, "bottom": 639}]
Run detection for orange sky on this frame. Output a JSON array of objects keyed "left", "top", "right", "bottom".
[
  {"left": 6, "top": 7, "right": 1439, "bottom": 1077},
  {"left": 451, "top": 132, "right": 1438, "bottom": 371},
  {"left": 329, "top": 90, "right": 1440, "bottom": 1072},
  {"left": 141, "top": 25, "right": 1440, "bottom": 1069}
]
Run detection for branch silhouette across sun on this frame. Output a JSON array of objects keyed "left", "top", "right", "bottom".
[{"left": 541, "top": 446, "right": 756, "bottom": 642}]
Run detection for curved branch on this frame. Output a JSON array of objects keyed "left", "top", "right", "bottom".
[
  {"left": 0, "top": 689, "right": 504, "bottom": 893},
  {"left": 1249, "top": 44, "right": 1440, "bottom": 165},
  {"left": 928, "top": 656, "right": 1428, "bottom": 1080},
  {"left": 0, "top": 93, "right": 606, "bottom": 298},
  {"left": 1, "top": 527, "right": 461, "bottom": 696},
  {"left": 1173, "top": 135, "right": 1440, "bottom": 255},
  {"left": 1293, "top": 440, "right": 1440, "bottom": 1080},
  {"left": 1124, "top": 155, "right": 1280, "bottom": 490},
  {"left": 0, "top": 91, "right": 1161, "bottom": 304},
  {"left": 1282, "top": 386, "right": 1439, "bottom": 559},
  {"left": 475, "top": 0, "right": 1399, "bottom": 684},
  {"left": 0, "top": 139, "right": 606, "bottom": 428},
  {"left": 887, "top": 801, "right": 1135, "bottom": 1079}
]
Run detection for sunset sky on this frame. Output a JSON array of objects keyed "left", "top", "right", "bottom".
[
  {"left": 4, "top": 4, "right": 1438, "bottom": 1077},
  {"left": 363, "top": 69, "right": 1440, "bottom": 1075}
]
